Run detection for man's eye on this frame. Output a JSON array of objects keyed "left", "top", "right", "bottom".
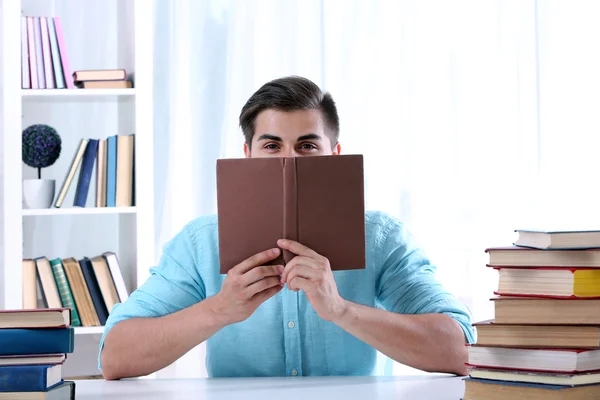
[
  {"left": 264, "top": 143, "right": 279, "bottom": 149},
  {"left": 300, "top": 143, "right": 317, "bottom": 150}
]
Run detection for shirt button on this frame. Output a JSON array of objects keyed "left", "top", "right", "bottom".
[
  {"left": 291, "top": 369, "right": 298, "bottom": 376},
  {"left": 288, "top": 321, "right": 295, "bottom": 329}
]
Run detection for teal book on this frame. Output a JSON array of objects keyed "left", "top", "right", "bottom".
[{"left": 49, "top": 259, "right": 81, "bottom": 327}]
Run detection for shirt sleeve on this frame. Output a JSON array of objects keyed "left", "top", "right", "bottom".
[
  {"left": 374, "top": 217, "right": 476, "bottom": 344},
  {"left": 97, "top": 222, "right": 206, "bottom": 371}
]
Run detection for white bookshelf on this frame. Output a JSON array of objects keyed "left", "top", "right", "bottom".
[{"left": 0, "top": 0, "right": 154, "bottom": 377}]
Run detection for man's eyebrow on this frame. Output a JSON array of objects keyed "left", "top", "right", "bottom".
[
  {"left": 256, "top": 134, "right": 282, "bottom": 142},
  {"left": 297, "top": 134, "right": 322, "bottom": 141}
]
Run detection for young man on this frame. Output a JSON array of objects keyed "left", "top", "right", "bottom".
[{"left": 99, "top": 76, "right": 475, "bottom": 380}]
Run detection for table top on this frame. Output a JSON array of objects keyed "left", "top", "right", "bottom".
[{"left": 73, "top": 375, "right": 465, "bottom": 400}]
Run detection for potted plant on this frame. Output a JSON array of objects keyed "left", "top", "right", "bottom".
[{"left": 22, "top": 124, "right": 62, "bottom": 209}]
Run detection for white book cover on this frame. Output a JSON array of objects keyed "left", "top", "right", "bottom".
[
  {"left": 33, "top": 17, "right": 46, "bottom": 88},
  {"left": 26, "top": 17, "right": 38, "bottom": 89},
  {"left": 40, "top": 17, "right": 55, "bottom": 88},
  {"left": 47, "top": 17, "right": 65, "bottom": 88},
  {"left": 21, "top": 17, "right": 30, "bottom": 88}
]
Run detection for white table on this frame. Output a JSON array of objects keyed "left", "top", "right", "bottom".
[{"left": 73, "top": 375, "right": 465, "bottom": 399}]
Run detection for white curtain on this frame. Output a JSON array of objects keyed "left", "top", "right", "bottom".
[{"left": 152, "top": 0, "right": 600, "bottom": 377}]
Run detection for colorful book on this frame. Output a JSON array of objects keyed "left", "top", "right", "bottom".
[
  {"left": 79, "top": 258, "right": 108, "bottom": 325},
  {"left": 39, "top": 17, "right": 54, "bottom": 89},
  {"left": 22, "top": 259, "right": 37, "bottom": 309},
  {"left": 73, "top": 139, "right": 99, "bottom": 207},
  {"left": 90, "top": 256, "right": 120, "bottom": 313},
  {"left": 495, "top": 267, "right": 600, "bottom": 298},
  {"left": 468, "top": 367, "right": 600, "bottom": 386},
  {"left": 106, "top": 135, "right": 117, "bottom": 207},
  {"left": 26, "top": 17, "right": 38, "bottom": 89},
  {"left": 61, "top": 258, "right": 100, "bottom": 327},
  {"left": 0, "top": 308, "right": 70, "bottom": 329},
  {"left": 21, "top": 16, "right": 30, "bottom": 89},
  {"left": 49, "top": 259, "right": 81, "bottom": 327},
  {"left": 115, "top": 134, "right": 134, "bottom": 207},
  {"left": 216, "top": 154, "right": 365, "bottom": 273},
  {"left": 492, "top": 296, "right": 600, "bottom": 325},
  {"left": 55, "top": 139, "right": 89, "bottom": 207},
  {"left": 47, "top": 17, "right": 65, "bottom": 89},
  {"left": 0, "top": 364, "right": 62, "bottom": 392},
  {"left": 52, "top": 17, "right": 74, "bottom": 89},
  {"left": 0, "top": 328, "right": 74, "bottom": 356},
  {"left": 96, "top": 139, "right": 107, "bottom": 207},
  {"left": 72, "top": 69, "right": 126, "bottom": 81}
]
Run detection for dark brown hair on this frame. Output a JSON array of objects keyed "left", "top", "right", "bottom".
[{"left": 239, "top": 76, "right": 340, "bottom": 148}]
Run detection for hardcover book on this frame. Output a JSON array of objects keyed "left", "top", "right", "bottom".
[{"left": 216, "top": 155, "right": 366, "bottom": 274}]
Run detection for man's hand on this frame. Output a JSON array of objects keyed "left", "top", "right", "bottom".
[
  {"left": 278, "top": 239, "right": 347, "bottom": 322},
  {"left": 211, "top": 248, "right": 284, "bottom": 325}
]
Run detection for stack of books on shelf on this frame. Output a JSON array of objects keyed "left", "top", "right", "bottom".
[
  {"left": 0, "top": 308, "right": 75, "bottom": 399},
  {"left": 22, "top": 253, "right": 128, "bottom": 327},
  {"left": 54, "top": 135, "right": 135, "bottom": 208},
  {"left": 464, "top": 229, "right": 600, "bottom": 400},
  {"left": 21, "top": 15, "right": 74, "bottom": 89},
  {"left": 73, "top": 69, "right": 133, "bottom": 89}
]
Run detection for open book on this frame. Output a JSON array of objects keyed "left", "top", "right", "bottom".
[{"left": 216, "top": 155, "right": 366, "bottom": 274}]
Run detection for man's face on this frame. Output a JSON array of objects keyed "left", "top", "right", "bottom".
[{"left": 244, "top": 109, "right": 341, "bottom": 158}]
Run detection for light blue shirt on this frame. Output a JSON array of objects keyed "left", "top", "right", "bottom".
[{"left": 98, "top": 211, "right": 475, "bottom": 377}]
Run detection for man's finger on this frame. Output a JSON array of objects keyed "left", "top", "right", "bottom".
[
  {"left": 288, "top": 276, "right": 313, "bottom": 292},
  {"left": 231, "top": 248, "right": 281, "bottom": 275},
  {"left": 277, "top": 239, "right": 322, "bottom": 259},
  {"left": 244, "top": 276, "right": 282, "bottom": 298},
  {"left": 242, "top": 265, "right": 284, "bottom": 287},
  {"left": 281, "top": 256, "right": 319, "bottom": 283},
  {"left": 252, "top": 285, "right": 283, "bottom": 305},
  {"left": 283, "top": 265, "right": 321, "bottom": 284}
]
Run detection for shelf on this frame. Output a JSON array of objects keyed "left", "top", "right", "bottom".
[
  {"left": 21, "top": 89, "right": 136, "bottom": 99},
  {"left": 22, "top": 207, "right": 137, "bottom": 216},
  {"left": 75, "top": 326, "right": 105, "bottom": 335}
]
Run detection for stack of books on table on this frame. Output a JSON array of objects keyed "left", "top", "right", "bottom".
[
  {"left": 72, "top": 69, "right": 132, "bottom": 89},
  {"left": 0, "top": 308, "right": 75, "bottom": 399},
  {"left": 463, "top": 229, "right": 600, "bottom": 400}
]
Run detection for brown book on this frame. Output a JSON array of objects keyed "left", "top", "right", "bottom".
[
  {"left": 22, "top": 259, "right": 37, "bottom": 309},
  {"left": 90, "top": 256, "right": 120, "bottom": 313},
  {"left": 464, "top": 376, "right": 600, "bottom": 400},
  {"left": 493, "top": 296, "right": 600, "bottom": 324},
  {"left": 34, "top": 257, "right": 62, "bottom": 308},
  {"left": 216, "top": 155, "right": 365, "bottom": 274},
  {"left": 115, "top": 135, "right": 134, "bottom": 207},
  {"left": 486, "top": 246, "right": 600, "bottom": 267},
  {"left": 96, "top": 139, "right": 107, "bottom": 207},
  {"left": 473, "top": 319, "right": 600, "bottom": 348},
  {"left": 62, "top": 258, "right": 100, "bottom": 327},
  {"left": 0, "top": 308, "right": 71, "bottom": 329},
  {"left": 72, "top": 69, "right": 126, "bottom": 81},
  {"left": 76, "top": 80, "right": 132, "bottom": 89}
]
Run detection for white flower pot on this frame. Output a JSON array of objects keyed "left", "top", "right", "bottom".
[{"left": 23, "top": 179, "right": 56, "bottom": 209}]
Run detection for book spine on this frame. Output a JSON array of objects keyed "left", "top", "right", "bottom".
[
  {"left": 282, "top": 158, "right": 298, "bottom": 265},
  {"left": 47, "top": 17, "right": 65, "bottom": 89},
  {"left": 33, "top": 17, "right": 45, "bottom": 88},
  {"left": 52, "top": 17, "right": 74, "bottom": 89},
  {"left": 0, "top": 328, "right": 74, "bottom": 356},
  {"left": 39, "top": 17, "right": 54, "bottom": 88},
  {"left": 49, "top": 259, "right": 82, "bottom": 327},
  {"left": 79, "top": 258, "right": 109, "bottom": 325},
  {"left": 73, "top": 139, "right": 99, "bottom": 207},
  {"left": 0, "top": 365, "right": 58, "bottom": 392},
  {"left": 21, "top": 17, "right": 30, "bottom": 89},
  {"left": 55, "top": 139, "right": 88, "bottom": 208},
  {"left": 26, "top": 17, "right": 38, "bottom": 89},
  {"left": 106, "top": 136, "right": 117, "bottom": 207}
]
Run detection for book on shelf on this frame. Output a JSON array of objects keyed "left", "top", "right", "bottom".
[
  {"left": 22, "top": 252, "right": 128, "bottom": 327},
  {"left": 514, "top": 228, "right": 600, "bottom": 250},
  {"left": 72, "top": 69, "right": 133, "bottom": 89},
  {"left": 216, "top": 154, "right": 366, "bottom": 274},
  {"left": 494, "top": 267, "right": 600, "bottom": 298},
  {"left": 21, "top": 15, "right": 73, "bottom": 89},
  {"left": 53, "top": 135, "right": 134, "bottom": 209}
]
